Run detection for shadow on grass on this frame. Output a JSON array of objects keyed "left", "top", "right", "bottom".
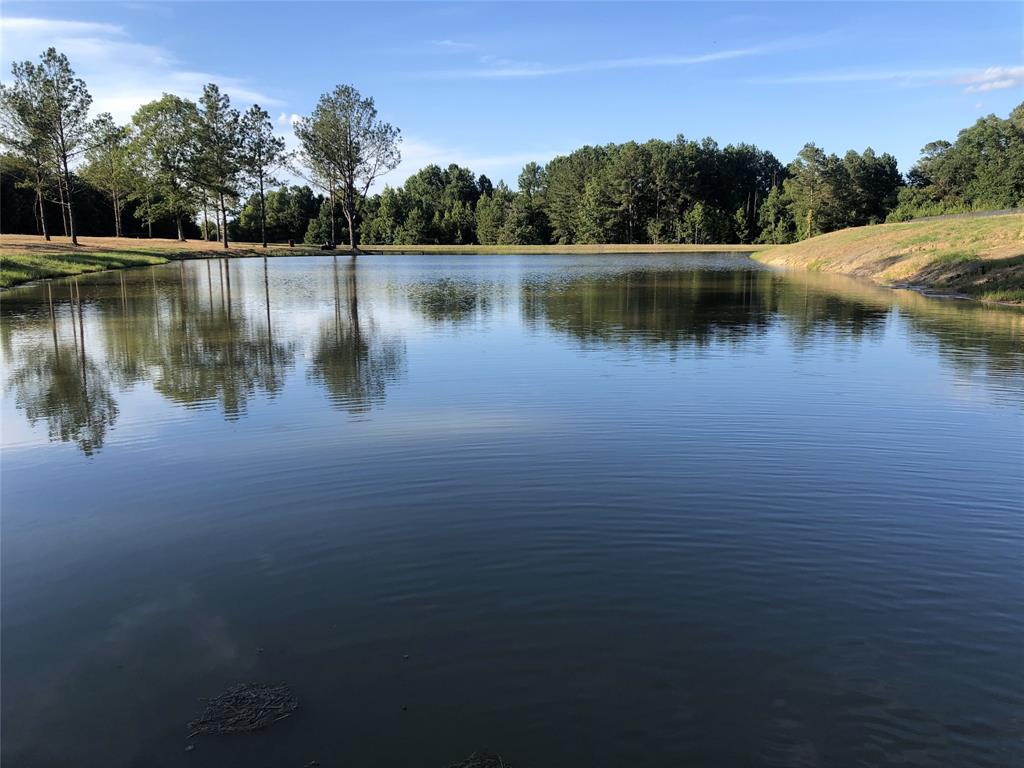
[{"left": 903, "top": 254, "right": 1024, "bottom": 298}]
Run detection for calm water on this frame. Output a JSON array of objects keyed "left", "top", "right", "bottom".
[{"left": 2, "top": 254, "right": 1022, "bottom": 768}]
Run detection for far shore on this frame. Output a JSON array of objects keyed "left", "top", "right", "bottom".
[
  {"left": 3, "top": 217, "right": 1022, "bottom": 305},
  {"left": 0, "top": 235, "right": 764, "bottom": 289}
]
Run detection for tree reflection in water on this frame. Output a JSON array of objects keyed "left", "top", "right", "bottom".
[
  {"left": 308, "top": 257, "right": 405, "bottom": 415},
  {"left": 2, "top": 257, "right": 1020, "bottom": 456},
  {"left": 524, "top": 267, "right": 895, "bottom": 350},
  {"left": 149, "top": 258, "right": 295, "bottom": 419},
  {"left": 407, "top": 277, "right": 499, "bottom": 324},
  {"left": 7, "top": 282, "right": 118, "bottom": 456}
]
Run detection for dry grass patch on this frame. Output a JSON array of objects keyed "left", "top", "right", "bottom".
[{"left": 756, "top": 215, "right": 1024, "bottom": 303}]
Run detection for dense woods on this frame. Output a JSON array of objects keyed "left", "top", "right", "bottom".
[{"left": 2, "top": 48, "right": 1022, "bottom": 248}]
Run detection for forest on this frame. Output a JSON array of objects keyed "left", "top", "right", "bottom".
[{"left": 2, "top": 47, "right": 1022, "bottom": 248}]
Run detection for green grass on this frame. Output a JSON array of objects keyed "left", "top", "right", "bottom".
[
  {"left": 930, "top": 250, "right": 974, "bottom": 264},
  {"left": 0, "top": 250, "right": 169, "bottom": 288},
  {"left": 979, "top": 288, "right": 1024, "bottom": 303}
]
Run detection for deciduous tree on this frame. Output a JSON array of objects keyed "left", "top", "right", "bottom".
[{"left": 295, "top": 85, "right": 400, "bottom": 251}]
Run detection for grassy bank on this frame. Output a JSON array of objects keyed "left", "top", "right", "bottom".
[
  {"left": 0, "top": 235, "right": 763, "bottom": 289},
  {"left": 754, "top": 214, "right": 1024, "bottom": 303},
  {"left": 0, "top": 235, "right": 328, "bottom": 288},
  {"left": 0, "top": 248, "right": 171, "bottom": 288}
]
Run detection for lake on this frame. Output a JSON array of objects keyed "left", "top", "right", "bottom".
[{"left": 2, "top": 253, "right": 1022, "bottom": 767}]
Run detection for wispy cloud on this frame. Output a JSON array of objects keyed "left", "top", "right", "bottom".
[
  {"left": 0, "top": 16, "right": 282, "bottom": 122},
  {"left": 750, "top": 68, "right": 959, "bottom": 86},
  {"left": 0, "top": 17, "right": 124, "bottom": 36},
  {"left": 752, "top": 64, "right": 1024, "bottom": 93},
  {"left": 389, "top": 136, "right": 566, "bottom": 188},
  {"left": 430, "top": 39, "right": 477, "bottom": 52},
  {"left": 957, "top": 66, "right": 1024, "bottom": 93},
  {"left": 419, "top": 39, "right": 806, "bottom": 80}
]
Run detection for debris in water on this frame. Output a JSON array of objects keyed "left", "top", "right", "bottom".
[
  {"left": 188, "top": 682, "right": 298, "bottom": 736},
  {"left": 446, "top": 751, "right": 510, "bottom": 768}
]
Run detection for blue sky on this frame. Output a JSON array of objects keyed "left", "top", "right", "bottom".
[{"left": 2, "top": 2, "right": 1022, "bottom": 187}]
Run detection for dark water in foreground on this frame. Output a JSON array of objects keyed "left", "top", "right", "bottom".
[{"left": 2, "top": 254, "right": 1022, "bottom": 768}]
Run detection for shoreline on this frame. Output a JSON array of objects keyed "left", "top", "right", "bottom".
[
  {"left": 753, "top": 214, "right": 1024, "bottom": 305},
  {"left": 4, "top": 219, "right": 1022, "bottom": 307},
  {"left": 0, "top": 236, "right": 765, "bottom": 290}
]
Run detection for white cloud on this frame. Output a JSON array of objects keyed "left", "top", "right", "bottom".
[
  {"left": 957, "top": 66, "right": 1024, "bottom": 93},
  {"left": 0, "top": 18, "right": 124, "bottom": 36},
  {"left": 0, "top": 16, "right": 282, "bottom": 123}
]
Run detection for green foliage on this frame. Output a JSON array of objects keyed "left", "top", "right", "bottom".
[
  {"left": 888, "top": 102, "right": 1024, "bottom": 220},
  {"left": 81, "top": 113, "right": 132, "bottom": 236},
  {"left": 239, "top": 104, "right": 288, "bottom": 246},
  {"left": 304, "top": 197, "right": 349, "bottom": 245},
  {"left": 129, "top": 94, "right": 201, "bottom": 239},
  {"left": 843, "top": 147, "right": 901, "bottom": 224},
  {"left": 1, "top": 48, "right": 93, "bottom": 243},
  {"left": 294, "top": 84, "right": 401, "bottom": 248},
  {"left": 756, "top": 186, "right": 797, "bottom": 244},
  {"left": 363, "top": 163, "right": 482, "bottom": 245},
  {"left": 677, "top": 202, "right": 733, "bottom": 244},
  {"left": 232, "top": 185, "right": 322, "bottom": 243},
  {"left": 194, "top": 83, "right": 243, "bottom": 246},
  {"left": 2, "top": 46, "right": 1019, "bottom": 251},
  {"left": 475, "top": 183, "right": 513, "bottom": 245},
  {"left": 536, "top": 136, "right": 783, "bottom": 246}
]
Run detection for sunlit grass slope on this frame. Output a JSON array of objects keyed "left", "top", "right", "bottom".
[{"left": 755, "top": 214, "right": 1024, "bottom": 303}]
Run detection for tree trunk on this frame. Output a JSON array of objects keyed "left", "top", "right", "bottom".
[
  {"left": 37, "top": 190, "right": 50, "bottom": 241},
  {"left": 344, "top": 203, "right": 357, "bottom": 252},
  {"left": 654, "top": 189, "right": 661, "bottom": 244},
  {"left": 61, "top": 155, "right": 78, "bottom": 245},
  {"left": 110, "top": 155, "right": 122, "bottom": 237},
  {"left": 329, "top": 182, "right": 336, "bottom": 245},
  {"left": 259, "top": 173, "right": 267, "bottom": 247},
  {"left": 219, "top": 192, "right": 229, "bottom": 249},
  {"left": 176, "top": 214, "right": 185, "bottom": 242},
  {"left": 30, "top": 191, "right": 40, "bottom": 235},
  {"left": 56, "top": 176, "right": 69, "bottom": 237}
]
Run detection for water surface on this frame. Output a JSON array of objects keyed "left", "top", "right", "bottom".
[{"left": 2, "top": 254, "right": 1022, "bottom": 767}]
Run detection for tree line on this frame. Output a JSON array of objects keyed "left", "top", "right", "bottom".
[
  {"left": 2, "top": 47, "right": 1021, "bottom": 248},
  {"left": 1, "top": 47, "right": 399, "bottom": 250}
]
